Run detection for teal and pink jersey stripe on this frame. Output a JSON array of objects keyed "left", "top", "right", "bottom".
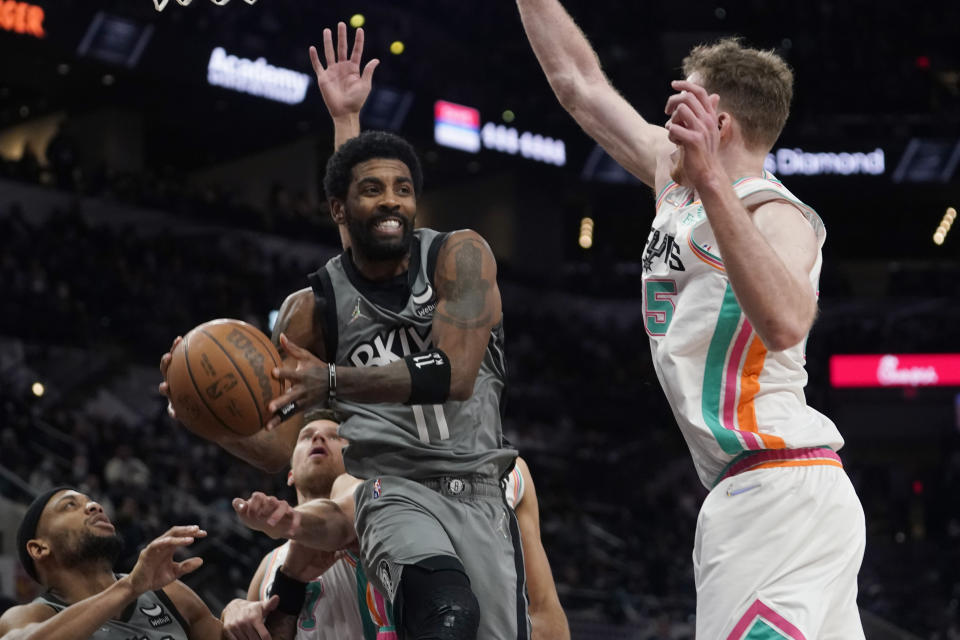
[{"left": 727, "top": 599, "right": 807, "bottom": 640}]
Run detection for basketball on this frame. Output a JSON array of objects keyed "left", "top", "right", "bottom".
[{"left": 166, "top": 319, "right": 283, "bottom": 441}]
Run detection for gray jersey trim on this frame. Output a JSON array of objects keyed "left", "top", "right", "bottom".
[{"left": 308, "top": 267, "right": 338, "bottom": 360}]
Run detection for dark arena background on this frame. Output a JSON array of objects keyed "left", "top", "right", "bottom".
[{"left": 1, "top": 1, "right": 958, "bottom": 638}]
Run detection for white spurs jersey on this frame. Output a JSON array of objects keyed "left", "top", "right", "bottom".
[
  {"left": 259, "top": 542, "right": 395, "bottom": 640},
  {"left": 503, "top": 464, "right": 525, "bottom": 510},
  {"left": 642, "top": 173, "right": 845, "bottom": 488}
]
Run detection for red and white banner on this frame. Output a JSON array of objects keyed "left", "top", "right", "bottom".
[{"left": 830, "top": 354, "right": 960, "bottom": 388}]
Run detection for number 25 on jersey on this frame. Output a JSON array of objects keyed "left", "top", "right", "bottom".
[{"left": 644, "top": 279, "right": 677, "bottom": 336}]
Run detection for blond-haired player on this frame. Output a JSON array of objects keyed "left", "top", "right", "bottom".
[{"left": 515, "top": 3, "right": 866, "bottom": 638}]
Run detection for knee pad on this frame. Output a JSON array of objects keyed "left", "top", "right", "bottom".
[{"left": 396, "top": 556, "right": 480, "bottom": 640}]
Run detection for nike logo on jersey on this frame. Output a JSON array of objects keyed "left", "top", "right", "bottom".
[{"left": 726, "top": 483, "right": 761, "bottom": 497}]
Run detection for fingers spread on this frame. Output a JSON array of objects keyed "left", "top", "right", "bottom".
[
  {"left": 361, "top": 58, "right": 380, "bottom": 83},
  {"left": 336, "top": 21, "right": 348, "bottom": 61},
  {"left": 350, "top": 27, "right": 365, "bottom": 64},
  {"left": 308, "top": 45, "right": 323, "bottom": 76},
  {"left": 322, "top": 27, "right": 335, "bottom": 67},
  {"left": 175, "top": 556, "right": 204, "bottom": 577}
]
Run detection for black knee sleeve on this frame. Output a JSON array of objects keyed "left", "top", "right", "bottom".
[{"left": 396, "top": 556, "right": 480, "bottom": 640}]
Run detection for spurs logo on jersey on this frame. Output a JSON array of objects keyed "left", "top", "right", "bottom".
[
  {"left": 642, "top": 228, "right": 686, "bottom": 273},
  {"left": 347, "top": 324, "right": 432, "bottom": 367}
]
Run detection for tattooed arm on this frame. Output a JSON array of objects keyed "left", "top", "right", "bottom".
[
  {"left": 265, "top": 231, "right": 500, "bottom": 422},
  {"left": 431, "top": 230, "right": 501, "bottom": 400}
]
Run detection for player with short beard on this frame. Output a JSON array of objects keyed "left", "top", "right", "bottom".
[{"left": 0, "top": 487, "right": 221, "bottom": 640}]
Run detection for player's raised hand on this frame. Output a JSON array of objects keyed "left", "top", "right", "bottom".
[
  {"left": 309, "top": 21, "right": 379, "bottom": 119},
  {"left": 221, "top": 595, "right": 279, "bottom": 640},
  {"left": 157, "top": 335, "right": 183, "bottom": 419},
  {"left": 124, "top": 525, "right": 205, "bottom": 595},
  {"left": 664, "top": 80, "right": 724, "bottom": 186},
  {"left": 266, "top": 333, "right": 329, "bottom": 430},
  {"left": 233, "top": 492, "right": 302, "bottom": 540}
]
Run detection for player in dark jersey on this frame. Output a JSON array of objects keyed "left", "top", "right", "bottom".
[
  {"left": 157, "top": 24, "right": 527, "bottom": 638},
  {"left": 0, "top": 487, "right": 220, "bottom": 640},
  {"left": 260, "top": 130, "right": 525, "bottom": 640}
]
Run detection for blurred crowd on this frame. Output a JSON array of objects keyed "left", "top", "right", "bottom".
[{"left": 1, "top": 187, "right": 959, "bottom": 638}]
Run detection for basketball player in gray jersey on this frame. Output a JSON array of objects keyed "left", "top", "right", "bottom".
[
  {"left": 0, "top": 488, "right": 221, "bottom": 640},
  {"left": 255, "top": 130, "right": 527, "bottom": 640}
]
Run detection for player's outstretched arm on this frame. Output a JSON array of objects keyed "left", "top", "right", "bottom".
[
  {"left": 515, "top": 0, "right": 672, "bottom": 188},
  {"left": 665, "top": 81, "right": 818, "bottom": 349},
  {"left": 309, "top": 21, "right": 378, "bottom": 149},
  {"left": 514, "top": 458, "right": 570, "bottom": 640},
  {"left": 232, "top": 491, "right": 356, "bottom": 551},
  {"left": 0, "top": 527, "right": 212, "bottom": 640}
]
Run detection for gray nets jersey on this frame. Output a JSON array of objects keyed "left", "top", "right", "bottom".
[
  {"left": 309, "top": 228, "right": 515, "bottom": 481},
  {"left": 34, "top": 585, "right": 190, "bottom": 640}
]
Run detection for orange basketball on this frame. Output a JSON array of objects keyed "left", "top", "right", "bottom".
[{"left": 166, "top": 319, "right": 283, "bottom": 441}]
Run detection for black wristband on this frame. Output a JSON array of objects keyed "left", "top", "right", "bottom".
[
  {"left": 268, "top": 568, "right": 308, "bottom": 615},
  {"left": 403, "top": 348, "right": 452, "bottom": 405}
]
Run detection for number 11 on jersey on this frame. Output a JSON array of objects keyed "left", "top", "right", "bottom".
[{"left": 412, "top": 404, "right": 450, "bottom": 443}]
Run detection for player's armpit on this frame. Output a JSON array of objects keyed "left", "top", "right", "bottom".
[
  {"left": 272, "top": 287, "right": 325, "bottom": 362},
  {"left": 431, "top": 230, "right": 502, "bottom": 401},
  {"left": 246, "top": 551, "right": 274, "bottom": 601},
  {"left": 162, "top": 580, "right": 222, "bottom": 640}
]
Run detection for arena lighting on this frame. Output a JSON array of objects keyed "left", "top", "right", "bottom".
[
  {"left": 31, "top": 382, "right": 44, "bottom": 397},
  {"left": 830, "top": 354, "right": 960, "bottom": 388},
  {"left": 434, "top": 100, "right": 481, "bottom": 153},
  {"left": 207, "top": 47, "right": 311, "bottom": 105},
  {"left": 153, "top": 0, "right": 257, "bottom": 10},
  {"left": 0, "top": 1, "right": 44, "bottom": 38},
  {"left": 764, "top": 148, "right": 884, "bottom": 176},
  {"left": 389, "top": 41, "right": 405, "bottom": 55},
  {"left": 480, "top": 122, "right": 566, "bottom": 166},
  {"left": 502, "top": 110, "right": 515, "bottom": 123},
  {"left": 349, "top": 14, "right": 364, "bottom": 28},
  {"left": 579, "top": 217, "right": 594, "bottom": 249},
  {"left": 933, "top": 207, "right": 955, "bottom": 245}
]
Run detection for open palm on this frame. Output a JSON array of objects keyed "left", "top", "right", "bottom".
[{"left": 309, "top": 22, "right": 379, "bottom": 118}]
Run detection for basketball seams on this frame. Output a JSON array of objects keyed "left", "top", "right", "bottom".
[
  {"left": 235, "top": 323, "right": 283, "bottom": 396},
  {"left": 198, "top": 327, "right": 265, "bottom": 429},
  {"left": 181, "top": 332, "right": 248, "bottom": 437}
]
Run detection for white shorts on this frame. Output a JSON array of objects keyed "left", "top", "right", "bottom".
[{"left": 694, "top": 463, "right": 866, "bottom": 639}]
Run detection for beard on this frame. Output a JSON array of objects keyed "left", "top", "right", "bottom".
[
  {"left": 345, "top": 210, "right": 414, "bottom": 261},
  {"left": 56, "top": 530, "right": 124, "bottom": 570}
]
